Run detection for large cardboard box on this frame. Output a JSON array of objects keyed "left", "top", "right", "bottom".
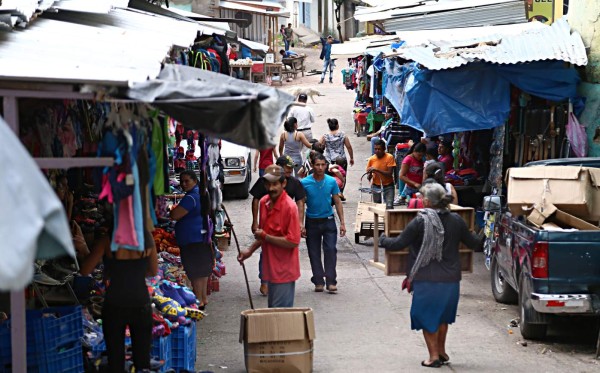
[
  {"left": 240, "top": 308, "right": 315, "bottom": 373},
  {"left": 506, "top": 166, "right": 600, "bottom": 220}
]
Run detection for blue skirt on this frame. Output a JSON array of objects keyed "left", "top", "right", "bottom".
[{"left": 410, "top": 281, "right": 460, "bottom": 333}]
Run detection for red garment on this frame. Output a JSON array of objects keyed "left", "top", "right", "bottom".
[
  {"left": 259, "top": 191, "right": 301, "bottom": 283},
  {"left": 258, "top": 148, "right": 275, "bottom": 170},
  {"left": 402, "top": 154, "right": 424, "bottom": 185},
  {"left": 439, "top": 154, "right": 454, "bottom": 173}
]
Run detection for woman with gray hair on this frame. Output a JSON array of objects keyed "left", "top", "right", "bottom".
[{"left": 379, "top": 183, "right": 480, "bottom": 368}]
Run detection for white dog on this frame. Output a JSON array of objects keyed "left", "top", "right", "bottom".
[{"left": 285, "top": 87, "right": 325, "bottom": 103}]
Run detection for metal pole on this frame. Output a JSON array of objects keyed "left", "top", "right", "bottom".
[{"left": 3, "top": 95, "right": 26, "bottom": 373}]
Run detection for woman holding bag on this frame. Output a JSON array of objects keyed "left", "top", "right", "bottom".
[
  {"left": 170, "top": 170, "right": 213, "bottom": 309},
  {"left": 379, "top": 184, "right": 480, "bottom": 368}
]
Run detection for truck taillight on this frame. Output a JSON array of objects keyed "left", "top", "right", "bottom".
[{"left": 532, "top": 241, "right": 549, "bottom": 278}]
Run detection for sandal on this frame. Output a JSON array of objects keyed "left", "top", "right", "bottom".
[
  {"left": 439, "top": 354, "right": 450, "bottom": 364},
  {"left": 421, "top": 360, "right": 442, "bottom": 368}
]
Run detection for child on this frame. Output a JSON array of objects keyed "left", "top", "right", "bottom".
[
  {"left": 423, "top": 147, "right": 439, "bottom": 182},
  {"left": 329, "top": 157, "right": 347, "bottom": 201}
]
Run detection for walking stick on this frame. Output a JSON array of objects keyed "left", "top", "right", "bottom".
[{"left": 221, "top": 203, "right": 254, "bottom": 310}]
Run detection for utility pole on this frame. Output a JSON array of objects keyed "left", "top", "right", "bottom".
[{"left": 333, "top": 0, "right": 344, "bottom": 42}]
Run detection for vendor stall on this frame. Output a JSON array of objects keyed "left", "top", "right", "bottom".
[{"left": 0, "top": 2, "right": 294, "bottom": 373}]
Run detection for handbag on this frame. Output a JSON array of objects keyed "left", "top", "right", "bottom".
[
  {"left": 566, "top": 109, "right": 588, "bottom": 158},
  {"left": 401, "top": 277, "right": 412, "bottom": 293}
]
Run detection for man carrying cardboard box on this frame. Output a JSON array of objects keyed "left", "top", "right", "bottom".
[{"left": 238, "top": 164, "right": 301, "bottom": 307}]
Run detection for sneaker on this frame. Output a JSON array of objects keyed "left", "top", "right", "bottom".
[
  {"left": 318, "top": 80, "right": 324, "bottom": 84},
  {"left": 327, "top": 284, "right": 338, "bottom": 293},
  {"left": 259, "top": 283, "right": 268, "bottom": 296},
  {"left": 314, "top": 284, "right": 325, "bottom": 292},
  {"left": 329, "top": 79, "right": 333, "bottom": 83}
]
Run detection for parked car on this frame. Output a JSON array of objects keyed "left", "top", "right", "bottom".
[
  {"left": 220, "top": 140, "right": 252, "bottom": 199},
  {"left": 483, "top": 158, "right": 600, "bottom": 340}
]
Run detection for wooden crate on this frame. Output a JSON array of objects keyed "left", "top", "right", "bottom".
[
  {"left": 384, "top": 249, "right": 473, "bottom": 276},
  {"left": 384, "top": 205, "right": 475, "bottom": 237}
]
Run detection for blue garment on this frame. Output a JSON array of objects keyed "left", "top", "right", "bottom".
[
  {"left": 410, "top": 281, "right": 460, "bottom": 333},
  {"left": 174, "top": 186, "right": 205, "bottom": 247},
  {"left": 301, "top": 174, "right": 340, "bottom": 218},
  {"left": 320, "top": 59, "right": 335, "bottom": 82},
  {"left": 267, "top": 281, "right": 295, "bottom": 308},
  {"left": 283, "top": 50, "right": 298, "bottom": 58},
  {"left": 305, "top": 217, "right": 337, "bottom": 286}
]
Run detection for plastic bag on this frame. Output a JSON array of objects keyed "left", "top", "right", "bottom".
[{"left": 566, "top": 112, "right": 588, "bottom": 158}]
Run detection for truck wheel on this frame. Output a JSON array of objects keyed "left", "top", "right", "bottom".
[
  {"left": 519, "top": 274, "right": 548, "bottom": 340},
  {"left": 491, "top": 256, "right": 517, "bottom": 304}
]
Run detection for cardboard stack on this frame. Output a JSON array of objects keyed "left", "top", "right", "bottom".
[
  {"left": 506, "top": 166, "right": 600, "bottom": 230},
  {"left": 240, "top": 308, "right": 315, "bottom": 373}
]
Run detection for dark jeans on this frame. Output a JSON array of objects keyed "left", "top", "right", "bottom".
[
  {"left": 268, "top": 281, "right": 295, "bottom": 307},
  {"left": 284, "top": 38, "right": 290, "bottom": 51},
  {"left": 305, "top": 217, "right": 337, "bottom": 286},
  {"left": 102, "top": 303, "right": 152, "bottom": 373},
  {"left": 373, "top": 184, "right": 395, "bottom": 209},
  {"left": 258, "top": 250, "right": 266, "bottom": 284}
]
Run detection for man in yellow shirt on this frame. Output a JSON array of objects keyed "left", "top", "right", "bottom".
[{"left": 366, "top": 139, "right": 396, "bottom": 209}]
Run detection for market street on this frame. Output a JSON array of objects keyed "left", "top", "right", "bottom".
[{"left": 196, "top": 56, "right": 600, "bottom": 373}]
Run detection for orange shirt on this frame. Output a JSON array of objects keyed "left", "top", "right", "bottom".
[
  {"left": 259, "top": 191, "right": 301, "bottom": 283},
  {"left": 367, "top": 153, "right": 396, "bottom": 186}
]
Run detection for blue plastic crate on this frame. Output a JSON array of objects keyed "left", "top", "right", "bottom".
[
  {"left": 39, "top": 341, "right": 83, "bottom": 373},
  {"left": 151, "top": 335, "right": 172, "bottom": 373},
  {"left": 0, "top": 306, "right": 83, "bottom": 373},
  {"left": 170, "top": 323, "right": 196, "bottom": 372}
]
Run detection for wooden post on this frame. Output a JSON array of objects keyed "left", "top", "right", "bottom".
[{"left": 373, "top": 212, "right": 379, "bottom": 263}]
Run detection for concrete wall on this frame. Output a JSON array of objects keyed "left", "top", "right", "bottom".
[{"left": 568, "top": 0, "right": 600, "bottom": 83}]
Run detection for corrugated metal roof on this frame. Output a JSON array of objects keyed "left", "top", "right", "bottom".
[
  {"left": 331, "top": 34, "right": 401, "bottom": 59},
  {"left": 50, "top": 0, "right": 130, "bottom": 14},
  {"left": 355, "top": 0, "right": 520, "bottom": 23},
  {"left": 219, "top": 1, "right": 290, "bottom": 17},
  {"left": 0, "top": 7, "right": 201, "bottom": 85},
  {"left": 383, "top": 1, "right": 526, "bottom": 31},
  {"left": 390, "top": 18, "right": 588, "bottom": 70}
]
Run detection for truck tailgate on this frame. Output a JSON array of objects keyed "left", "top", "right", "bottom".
[{"left": 544, "top": 231, "right": 600, "bottom": 294}]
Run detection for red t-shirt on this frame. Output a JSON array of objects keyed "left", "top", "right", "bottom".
[
  {"left": 258, "top": 148, "right": 275, "bottom": 170},
  {"left": 439, "top": 154, "right": 454, "bottom": 172},
  {"left": 259, "top": 191, "right": 301, "bottom": 283},
  {"left": 402, "top": 154, "right": 424, "bottom": 185}
]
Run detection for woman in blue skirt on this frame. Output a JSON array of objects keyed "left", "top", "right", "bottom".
[{"left": 380, "top": 183, "right": 480, "bottom": 368}]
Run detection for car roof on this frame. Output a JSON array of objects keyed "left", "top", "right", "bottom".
[{"left": 525, "top": 157, "right": 600, "bottom": 168}]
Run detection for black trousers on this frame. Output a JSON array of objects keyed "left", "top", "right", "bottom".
[{"left": 102, "top": 303, "right": 152, "bottom": 372}]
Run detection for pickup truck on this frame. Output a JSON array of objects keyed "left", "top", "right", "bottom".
[{"left": 484, "top": 158, "right": 600, "bottom": 340}]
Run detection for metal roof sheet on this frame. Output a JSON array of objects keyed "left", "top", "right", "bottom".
[
  {"left": 50, "top": 0, "right": 130, "bottom": 14},
  {"left": 331, "top": 34, "right": 401, "bottom": 59},
  {"left": 390, "top": 18, "right": 588, "bottom": 70},
  {"left": 383, "top": 1, "right": 526, "bottom": 31},
  {"left": 354, "top": 0, "right": 525, "bottom": 22},
  {"left": 0, "top": 7, "right": 202, "bottom": 85},
  {"left": 219, "top": 1, "right": 290, "bottom": 17}
]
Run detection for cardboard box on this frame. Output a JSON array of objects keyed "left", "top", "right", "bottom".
[
  {"left": 507, "top": 166, "right": 600, "bottom": 220},
  {"left": 527, "top": 205, "right": 600, "bottom": 231},
  {"left": 240, "top": 308, "right": 315, "bottom": 373}
]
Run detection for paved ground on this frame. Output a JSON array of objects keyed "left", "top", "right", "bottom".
[{"left": 195, "top": 47, "right": 600, "bottom": 372}]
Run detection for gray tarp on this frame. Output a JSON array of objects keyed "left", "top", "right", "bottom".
[
  {"left": 0, "top": 117, "right": 76, "bottom": 291},
  {"left": 126, "top": 65, "right": 295, "bottom": 148}
]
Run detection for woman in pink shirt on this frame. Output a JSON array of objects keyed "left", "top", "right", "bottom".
[{"left": 399, "top": 143, "right": 425, "bottom": 199}]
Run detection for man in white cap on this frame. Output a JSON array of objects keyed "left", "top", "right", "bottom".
[
  {"left": 288, "top": 93, "right": 315, "bottom": 157},
  {"left": 238, "top": 164, "right": 301, "bottom": 307}
]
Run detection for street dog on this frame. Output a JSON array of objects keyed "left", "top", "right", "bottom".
[{"left": 286, "top": 87, "right": 324, "bottom": 103}]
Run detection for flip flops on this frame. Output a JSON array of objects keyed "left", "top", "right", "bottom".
[{"left": 421, "top": 360, "right": 442, "bottom": 368}]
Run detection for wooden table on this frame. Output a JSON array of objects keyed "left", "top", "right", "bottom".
[
  {"left": 264, "top": 63, "right": 283, "bottom": 86},
  {"left": 229, "top": 65, "right": 252, "bottom": 81},
  {"left": 368, "top": 205, "right": 475, "bottom": 274}
]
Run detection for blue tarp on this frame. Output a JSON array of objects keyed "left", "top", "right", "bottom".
[{"left": 384, "top": 59, "right": 581, "bottom": 136}]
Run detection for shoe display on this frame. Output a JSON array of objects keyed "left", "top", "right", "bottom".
[
  {"left": 326, "top": 284, "right": 337, "bottom": 293},
  {"left": 314, "top": 285, "right": 324, "bottom": 292}
]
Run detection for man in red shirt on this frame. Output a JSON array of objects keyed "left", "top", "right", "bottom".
[{"left": 238, "top": 164, "right": 301, "bottom": 307}]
